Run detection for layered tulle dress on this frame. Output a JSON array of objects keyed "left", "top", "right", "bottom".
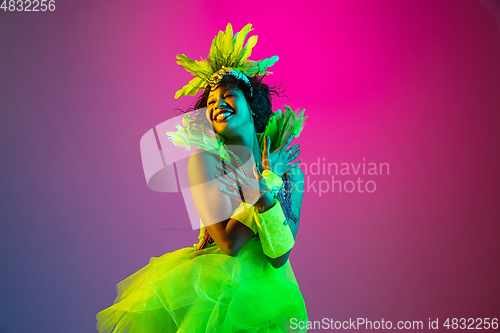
[
  {"left": 97, "top": 105, "right": 309, "bottom": 332},
  {"left": 96, "top": 223, "right": 309, "bottom": 333}
]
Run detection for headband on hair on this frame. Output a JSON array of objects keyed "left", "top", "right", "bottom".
[
  {"left": 174, "top": 23, "right": 279, "bottom": 99},
  {"left": 207, "top": 66, "right": 253, "bottom": 96}
]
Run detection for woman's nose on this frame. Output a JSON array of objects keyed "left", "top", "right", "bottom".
[{"left": 216, "top": 98, "right": 227, "bottom": 109}]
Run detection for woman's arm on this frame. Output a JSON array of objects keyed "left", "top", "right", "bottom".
[
  {"left": 264, "top": 166, "right": 305, "bottom": 268},
  {"left": 188, "top": 149, "right": 258, "bottom": 256}
]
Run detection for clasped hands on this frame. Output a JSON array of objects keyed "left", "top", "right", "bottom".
[{"left": 214, "top": 134, "right": 301, "bottom": 211}]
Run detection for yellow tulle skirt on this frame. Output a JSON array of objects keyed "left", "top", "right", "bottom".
[{"left": 96, "top": 234, "right": 308, "bottom": 332}]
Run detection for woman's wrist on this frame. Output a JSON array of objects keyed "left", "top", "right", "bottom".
[{"left": 255, "top": 192, "right": 275, "bottom": 213}]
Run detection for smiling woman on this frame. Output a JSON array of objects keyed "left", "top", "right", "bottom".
[{"left": 96, "top": 23, "right": 309, "bottom": 332}]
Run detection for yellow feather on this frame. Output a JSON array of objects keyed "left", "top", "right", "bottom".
[
  {"left": 221, "top": 23, "right": 234, "bottom": 58},
  {"left": 233, "top": 24, "right": 253, "bottom": 59},
  {"left": 174, "top": 77, "right": 205, "bottom": 99},
  {"left": 240, "top": 35, "right": 258, "bottom": 62},
  {"left": 176, "top": 54, "right": 210, "bottom": 75},
  {"left": 209, "top": 30, "right": 224, "bottom": 60}
]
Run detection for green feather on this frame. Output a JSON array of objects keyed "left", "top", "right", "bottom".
[{"left": 258, "top": 106, "right": 307, "bottom": 152}]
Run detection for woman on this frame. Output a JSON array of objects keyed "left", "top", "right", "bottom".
[{"left": 96, "top": 23, "right": 308, "bottom": 332}]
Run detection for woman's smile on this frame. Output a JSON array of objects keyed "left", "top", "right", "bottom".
[{"left": 213, "top": 108, "right": 235, "bottom": 122}]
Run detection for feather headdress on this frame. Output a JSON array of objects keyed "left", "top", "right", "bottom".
[{"left": 174, "top": 23, "right": 279, "bottom": 99}]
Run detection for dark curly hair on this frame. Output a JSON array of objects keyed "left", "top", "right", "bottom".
[{"left": 181, "top": 75, "right": 282, "bottom": 134}]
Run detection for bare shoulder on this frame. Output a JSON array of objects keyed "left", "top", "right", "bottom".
[
  {"left": 187, "top": 149, "right": 219, "bottom": 186},
  {"left": 188, "top": 149, "right": 216, "bottom": 170}
]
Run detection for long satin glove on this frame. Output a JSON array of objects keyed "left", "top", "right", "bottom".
[{"left": 255, "top": 199, "right": 295, "bottom": 258}]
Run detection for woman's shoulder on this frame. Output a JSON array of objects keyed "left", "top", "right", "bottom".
[
  {"left": 187, "top": 149, "right": 219, "bottom": 184},
  {"left": 188, "top": 148, "right": 219, "bottom": 166}
]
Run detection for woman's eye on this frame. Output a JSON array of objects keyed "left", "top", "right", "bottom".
[{"left": 208, "top": 100, "right": 214, "bottom": 105}]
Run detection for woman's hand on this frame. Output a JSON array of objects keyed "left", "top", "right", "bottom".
[
  {"left": 261, "top": 134, "right": 301, "bottom": 178},
  {"left": 214, "top": 161, "right": 273, "bottom": 210}
]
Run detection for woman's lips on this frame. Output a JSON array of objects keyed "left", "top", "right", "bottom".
[
  {"left": 213, "top": 109, "right": 234, "bottom": 122},
  {"left": 214, "top": 111, "right": 234, "bottom": 123}
]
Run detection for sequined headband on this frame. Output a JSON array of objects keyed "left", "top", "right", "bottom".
[{"left": 207, "top": 67, "right": 253, "bottom": 97}]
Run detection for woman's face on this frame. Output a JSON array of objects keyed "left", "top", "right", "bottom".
[{"left": 206, "top": 85, "right": 253, "bottom": 136}]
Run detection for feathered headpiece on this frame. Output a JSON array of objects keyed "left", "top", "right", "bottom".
[{"left": 174, "top": 23, "right": 279, "bottom": 99}]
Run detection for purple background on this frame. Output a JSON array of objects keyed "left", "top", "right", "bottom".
[{"left": 1, "top": 0, "right": 499, "bottom": 332}]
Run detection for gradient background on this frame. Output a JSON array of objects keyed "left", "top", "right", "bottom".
[{"left": 1, "top": 0, "right": 499, "bottom": 332}]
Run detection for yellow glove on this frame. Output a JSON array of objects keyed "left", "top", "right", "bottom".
[{"left": 255, "top": 199, "right": 295, "bottom": 258}]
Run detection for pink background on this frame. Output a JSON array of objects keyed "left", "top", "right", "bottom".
[{"left": 1, "top": 0, "right": 499, "bottom": 332}]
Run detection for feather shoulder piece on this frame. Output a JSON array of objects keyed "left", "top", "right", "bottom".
[
  {"left": 165, "top": 111, "right": 230, "bottom": 161},
  {"left": 257, "top": 106, "right": 307, "bottom": 153}
]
